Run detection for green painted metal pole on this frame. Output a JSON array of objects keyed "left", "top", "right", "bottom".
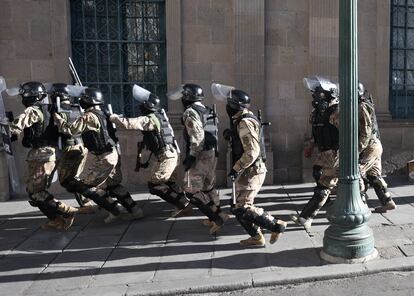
[{"left": 320, "top": 0, "right": 377, "bottom": 263}]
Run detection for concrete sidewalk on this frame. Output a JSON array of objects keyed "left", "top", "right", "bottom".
[{"left": 1, "top": 177, "right": 414, "bottom": 296}]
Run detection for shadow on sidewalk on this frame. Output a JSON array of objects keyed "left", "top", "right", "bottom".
[{"left": 0, "top": 246, "right": 323, "bottom": 283}]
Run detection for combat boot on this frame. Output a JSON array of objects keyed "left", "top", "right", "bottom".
[
  {"left": 209, "top": 222, "right": 222, "bottom": 235},
  {"left": 171, "top": 204, "right": 193, "bottom": 218},
  {"left": 77, "top": 201, "right": 98, "bottom": 214},
  {"left": 203, "top": 211, "right": 229, "bottom": 227},
  {"left": 57, "top": 202, "right": 79, "bottom": 215},
  {"left": 290, "top": 214, "right": 312, "bottom": 231},
  {"left": 240, "top": 232, "right": 266, "bottom": 247},
  {"left": 374, "top": 200, "right": 396, "bottom": 213},
  {"left": 104, "top": 212, "right": 119, "bottom": 224},
  {"left": 269, "top": 220, "right": 288, "bottom": 244},
  {"left": 123, "top": 205, "right": 145, "bottom": 220},
  {"left": 41, "top": 217, "right": 65, "bottom": 230}
]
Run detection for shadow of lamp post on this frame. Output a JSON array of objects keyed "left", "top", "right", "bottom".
[{"left": 320, "top": 0, "right": 378, "bottom": 263}]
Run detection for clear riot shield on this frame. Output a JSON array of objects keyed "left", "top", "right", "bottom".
[
  {"left": 166, "top": 85, "right": 184, "bottom": 101},
  {"left": 0, "top": 76, "right": 24, "bottom": 194},
  {"left": 133, "top": 84, "right": 151, "bottom": 103}
]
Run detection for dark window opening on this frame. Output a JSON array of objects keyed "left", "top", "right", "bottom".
[{"left": 70, "top": 0, "right": 167, "bottom": 116}]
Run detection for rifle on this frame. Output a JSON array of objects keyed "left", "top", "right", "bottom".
[
  {"left": 257, "top": 109, "right": 270, "bottom": 163},
  {"left": 69, "top": 57, "right": 83, "bottom": 87},
  {"left": 134, "top": 141, "right": 151, "bottom": 172}
]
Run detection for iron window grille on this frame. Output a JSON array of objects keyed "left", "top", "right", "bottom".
[
  {"left": 70, "top": 0, "right": 167, "bottom": 116},
  {"left": 390, "top": 0, "right": 414, "bottom": 118}
]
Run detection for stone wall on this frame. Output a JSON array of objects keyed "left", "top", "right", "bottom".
[{"left": 1, "top": 0, "right": 413, "bottom": 199}]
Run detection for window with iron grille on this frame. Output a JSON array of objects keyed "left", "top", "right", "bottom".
[
  {"left": 70, "top": 0, "right": 167, "bottom": 116},
  {"left": 390, "top": 0, "right": 414, "bottom": 119}
]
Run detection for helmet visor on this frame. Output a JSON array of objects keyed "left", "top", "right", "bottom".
[{"left": 211, "top": 83, "right": 235, "bottom": 102}]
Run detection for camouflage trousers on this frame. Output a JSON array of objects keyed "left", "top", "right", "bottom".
[
  {"left": 184, "top": 149, "right": 219, "bottom": 206},
  {"left": 79, "top": 147, "right": 122, "bottom": 189},
  {"left": 313, "top": 149, "right": 339, "bottom": 189},
  {"left": 234, "top": 161, "right": 267, "bottom": 209},
  {"left": 26, "top": 147, "right": 56, "bottom": 201},
  {"left": 299, "top": 149, "right": 339, "bottom": 220},
  {"left": 359, "top": 137, "right": 383, "bottom": 184},
  {"left": 57, "top": 144, "right": 87, "bottom": 188},
  {"left": 150, "top": 147, "right": 179, "bottom": 185}
]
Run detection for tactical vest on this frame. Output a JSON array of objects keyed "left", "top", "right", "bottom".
[
  {"left": 182, "top": 104, "right": 218, "bottom": 156},
  {"left": 231, "top": 113, "right": 266, "bottom": 166},
  {"left": 22, "top": 105, "right": 59, "bottom": 149},
  {"left": 312, "top": 105, "right": 339, "bottom": 151},
  {"left": 142, "top": 111, "right": 175, "bottom": 155},
  {"left": 81, "top": 109, "right": 117, "bottom": 154},
  {"left": 60, "top": 104, "right": 83, "bottom": 147}
]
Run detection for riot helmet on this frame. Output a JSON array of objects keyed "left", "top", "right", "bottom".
[
  {"left": 226, "top": 89, "right": 250, "bottom": 118},
  {"left": 79, "top": 87, "right": 103, "bottom": 109},
  {"left": 50, "top": 83, "right": 71, "bottom": 103},
  {"left": 358, "top": 82, "right": 365, "bottom": 97},
  {"left": 20, "top": 81, "right": 47, "bottom": 107},
  {"left": 140, "top": 93, "right": 160, "bottom": 114},
  {"left": 182, "top": 83, "right": 204, "bottom": 108}
]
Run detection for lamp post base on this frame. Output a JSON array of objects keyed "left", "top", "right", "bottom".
[{"left": 320, "top": 248, "right": 378, "bottom": 264}]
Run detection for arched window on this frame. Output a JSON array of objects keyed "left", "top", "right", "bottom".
[
  {"left": 390, "top": 0, "right": 414, "bottom": 118},
  {"left": 70, "top": 0, "right": 167, "bottom": 116}
]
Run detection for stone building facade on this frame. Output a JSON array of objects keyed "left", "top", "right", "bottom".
[{"left": 0, "top": 0, "right": 413, "bottom": 199}]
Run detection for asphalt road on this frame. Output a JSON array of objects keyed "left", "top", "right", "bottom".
[{"left": 189, "top": 271, "right": 414, "bottom": 296}]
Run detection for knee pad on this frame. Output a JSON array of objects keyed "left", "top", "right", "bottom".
[
  {"left": 367, "top": 175, "right": 387, "bottom": 190},
  {"left": 108, "top": 185, "right": 129, "bottom": 198},
  {"left": 312, "top": 165, "right": 323, "bottom": 181}
]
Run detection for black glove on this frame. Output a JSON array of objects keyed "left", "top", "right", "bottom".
[
  {"left": 228, "top": 168, "right": 239, "bottom": 180},
  {"left": 183, "top": 155, "right": 196, "bottom": 171},
  {"left": 10, "top": 134, "right": 18, "bottom": 142},
  {"left": 223, "top": 129, "right": 233, "bottom": 141}
]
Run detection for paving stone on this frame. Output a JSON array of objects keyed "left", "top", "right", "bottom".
[{"left": 398, "top": 244, "right": 414, "bottom": 257}]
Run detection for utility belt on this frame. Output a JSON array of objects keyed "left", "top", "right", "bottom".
[
  {"left": 63, "top": 136, "right": 83, "bottom": 148},
  {"left": 318, "top": 145, "right": 339, "bottom": 152},
  {"left": 32, "top": 140, "right": 58, "bottom": 149},
  {"left": 89, "top": 144, "right": 113, "bottom": 156},
  {"left": 154, "top": 143, "right": 175, "bottom": 157}
]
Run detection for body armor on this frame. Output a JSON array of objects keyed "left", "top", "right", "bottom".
[
  {"left": 22, "top": 105, "right": 59, "bottom": 148},
  {"left": 81, "top": 109, "right": 117, "bottom": 154},
  {"left": 60, "top": 104, "right": 84, "bottom": 147},
  {"left": 231, "top": 113, "right": 266, "bottom": 166},
  {"left": 142, "top": 111, "right": 175, "bottom": 155},
  {"left": 183, "top": 104, "right": 218, "bottom": 155},
  {"left": 312, "top": 105, "right": 339, "bottom": 152}
]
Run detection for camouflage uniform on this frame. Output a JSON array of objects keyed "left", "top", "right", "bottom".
[
  {"left": 54, "top": 107, "right": 141, "bottom": 219},
  {"left": 110, "top": 114, "right": 189, "bottom": 211},
  {"left": 182, "top": 103, "right": 224, "bottom": 231},
  {"left": 10, "top": 106, "right": 77, "bottom": 228},
  {"left": 297, "top": 101, "right": 340, "bottom": 222},
  {"left": 231, "top": 109, "right": 286, "bottom": 242},
  {"left": 358, "top": 94, "right": 395, "bottom": 212}
]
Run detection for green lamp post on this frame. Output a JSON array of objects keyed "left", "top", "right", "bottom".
[{"left": 320, "top": 0, "right": 378, "bottom": 263}]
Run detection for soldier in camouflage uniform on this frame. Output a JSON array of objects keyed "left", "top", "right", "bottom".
[
  {"left": 291, "top": 77, "right": 339, "bottom": 230},
  {"left": 54, "top": 87, "right": 143, "bottom": 223},
  {"left": 218, "top": 87, "right": 287, "bottom": 247},
  {"left": 177, "top": 84, "right": 228, "bottom": 235},
  {"left": 110, "top": 86, "right": 191, "bottom": 217},
  {"left": 49, "top": 83, "right": 94, "bottom": 212},
  {"left": 358, "top": 82, "right": 396, "bottom": 213},
  {"left": 9, "top": 82, "right": 78, "bottom": 230}
]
